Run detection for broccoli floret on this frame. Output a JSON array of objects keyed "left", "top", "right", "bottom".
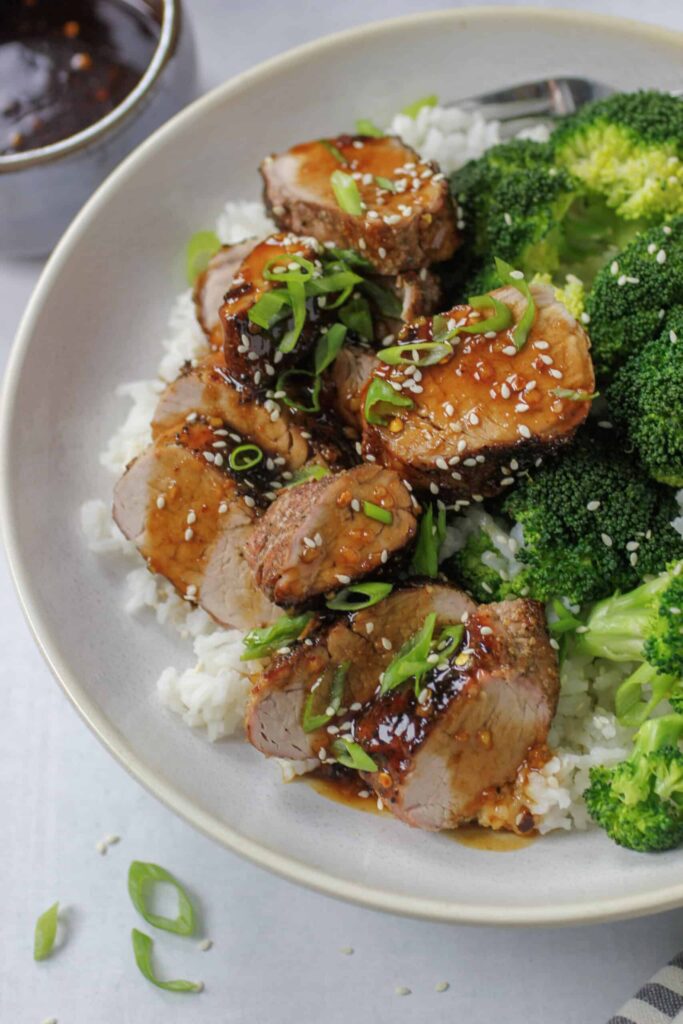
[
  {"left": 447, "top": 526, "right": 517, "bottom": 603},
  {"left": 584, "top": 716, "right": 683, "bottom": 852},
  {"left": 606, "top": 308, "right": 683, "bottom": 486},
  {"left": 499, "top": 432, "right": 683, "bottom": 604},
  {"left": 552, "top": 90, "right": 683, "bottom": 221},
  {"left": 586, "top": 217, "right": 683, "bottom": 378},
  {"left": 531, "top": 272, "right": 586, "bottom": 320}
]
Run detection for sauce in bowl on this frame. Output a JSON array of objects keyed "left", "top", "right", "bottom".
[{"left": 1, "top": 0, "right": 159, "bottom": 155}]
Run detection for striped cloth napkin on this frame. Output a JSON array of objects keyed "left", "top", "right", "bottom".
[{"left": 609, "top": 953, "right": 683, "bottom": 1023}]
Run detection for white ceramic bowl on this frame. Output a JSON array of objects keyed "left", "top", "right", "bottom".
[{"left": 3, "top": 7, "right": 683, "bottom": 926}]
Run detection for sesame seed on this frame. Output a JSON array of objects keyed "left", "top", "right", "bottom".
[
  {"left": 156, "top": 495, "right": 166, "bottom": 509},
  {"left": 198, "top": 938, "right": 213, "bottom": 951},
  {"left": 504, "top": 212, "right": 512, "bottom": 226},
  {"left": 203, "top": 451, "right": 215, "bottom": 463},
  {"left": 381, "top": 637, "right": 393, "bottom": 650},
  {"left": 381, "top": 549, "right": 388, "bottom": 564},
  {"left": 534, "top": 340, "right": 549, "bottom": 350},
  {"left": 378, "top": 246, "right": 387, "bottom": 259},
  {"left": 435, "top": 982, "right": 450, "bottom": 993},
  {"left": 303, "top": 537, "right": 317, "bottom": 549},
  {"left": 243, "top": 495, "right": 256, "bottom": 508},
  {"left": 351, "top": 498, "right": 361, "bottom": 512},
  {"left": 444, "top": 402, "right": 455, "bottom": 416},
  {"left": 539, "top": 354, "right": 553, "bottom": 365},
  {"left": 429, "top": 482, "right": 440, "bottom": 494},
  {"left": 549, "top": 638, "right": 560, "bottom": 651},
  {"left": 510, "top": 269, "right": 524, "bottom": 280},
  {"left": 548, "top": 368, "right": 563, "bottom": 379},
  {"left": 186, "top": 510, "right": 196, "bottom": 525},
  {"left": 340, "top": 946, "right": 354, "bottom": 955},
  {"left": 365, "top": 622, "right": 374, "bottom": 634},
  {"left": 610, "top": 261, "right": 619, "bottom": 275},
  {"left": 518, "top": 424, "right": 531, "bottom": 439},
  {"left": 601, "top": 533, "right": 613, "bottom": 547},
  {"left": 656, "top": 249, "right": 667, "bottom": 264},
  {"left": 587, "top": 500, "right": 601, "bottom": 511},
  {"left": 502, "top": 345, "right": 517, "bottom": 356},
  {"left": 336, "top": 574, "right": 351, "bottom": 584},
  {"left": 395, "top": 986, "right": 412, "bottom": 996},
  {"left": 469, "top": 412, "right": 480, "bottom": 426},
  {"left": 184, "top": 527, "right": 194, "bottom": 541},
  {"left": 480, "top": 626, "right": 493, "bottom": 636},
  {"left": 218, "top": 502, "right": 228, "bottom": 514},
  {"left": 671, "top": 330, "right": 678, "bottom": 343}
]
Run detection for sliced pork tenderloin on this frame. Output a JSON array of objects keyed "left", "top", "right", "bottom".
[{"left": 193, "top": 239, "right": 257, "bottom": 341}]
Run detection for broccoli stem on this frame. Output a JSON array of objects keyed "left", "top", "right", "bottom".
[
  {"left": 633, "top": 715, "right": 683, "bottom": 757},
  {"left": 614, "top": 663, "right": 677, "bottom": 727},
  {"left": 574, "top": 573, "right": 672, "bottom": 661}
]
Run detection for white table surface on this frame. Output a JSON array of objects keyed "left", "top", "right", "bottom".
[{"left": 3, "top": 2, "right": 683, "bottom": 1021}]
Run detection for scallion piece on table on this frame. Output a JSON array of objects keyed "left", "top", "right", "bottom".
[
  {"left": 363, "top": 500, "right": 393, "bottom": 525},
  {"left": 380, "top": 613, "right": 437, "bottom": 695},
  {"left": 331, "top": 738, "right": 378, "bottom": 772},
  {"left": 228, "top": 444, "right": 263, "bottom": 472},
  {"left": 302, "top": 661, "right": 350, "bottom": 733},
  {"left": 401, "top": 94, "right": 438, "bottom": 118},
  {"left": 131, "top": 929, "right": 203, "bottom": 993},
  {"left": 330, "top": 169, "right": 363, "bottom": 216},
  {"left": 363, "top": 377, "right": 414, "bottom": 426},
  {"left": 185, "top": 230, "right": 220, "bottom": 286},
  {"left": 494, "top": 257, "right": 536, "bottom": 350},
  {"left": 128, "top": 861, "right": 195, "bottom": 936},
  {"left": 241, "top": 612, "right": 313, "bottom": 660},
  {"left": 314, "top": 323, "right": 348, "bottom": 375},
  {"left": 33, "top": 902, "right": 59, "bottom": 961},
  {"left": 355, "top": 118, "right": 384, "bottom": 138},
  {"left": 380, "top": 340, "right": 452, "bottom": 367},
  {"left": 326, "top": 582, "right": 393, "bottom": 612}
]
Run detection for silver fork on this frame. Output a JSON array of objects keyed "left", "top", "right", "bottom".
[{"left": 449, "top": 77, "right": 613, "bottom": 138}]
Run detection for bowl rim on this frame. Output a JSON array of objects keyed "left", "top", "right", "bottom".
[
  {"left": 3, "top": 4, "right": 683, "bottom": 927},
  {"left": 0, "top": 0, "right": 180, "bottom": 172}
]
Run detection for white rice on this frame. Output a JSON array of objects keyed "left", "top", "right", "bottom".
[{"left": 81, "top": 104, "right": 642, "bottom": 832}]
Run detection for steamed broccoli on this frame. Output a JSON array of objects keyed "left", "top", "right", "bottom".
[
  {"left": 552, "top": 90, "right": 683, "bottom": 222},
  {"left": 584, "top": 715, "right": 683, "bottom": 852},
  {"left": 531, "top": 271, "right": 586, "bottom": 319},
  {"left": 498, "top": 432, "right": 683, "bottom": 604},
  {"left": 448, "top": 524, "right": 517, "bottom": 603},
  {"left": 586, "top": 217, "right": 683, "bottom": 378},
  {"left": 606, "top": 307, "right": 683, "bottom": 486}
]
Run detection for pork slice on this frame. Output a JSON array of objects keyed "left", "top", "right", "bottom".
[
  {"left": 355, "top": 598, "right": 559, "bottom": 831},
  {"left": 245, "top": 463, "right": 418, "bottom": 606},
  {"left": 193, "top": 239, "right": 257, "bottom": 339},
  {"left": 261, "top": 135, "right": 459, "bottom": 275},
  {"left": 246, "top": 584, "right": 475, "bottom": 760},
  {"left": 329, "top": 344, "right": 379, "bottom": 433},
  {"left": 113, "top": 426, "right": 279, "bottom": 630},
  {"left": 362, "top": 283, "right": 595, "bottom": 498}
]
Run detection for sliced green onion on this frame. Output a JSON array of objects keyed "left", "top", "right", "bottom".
[
  {"left": 339, "top": 294, "right": 373, "bottom": 341},
  {"left": 436, "top": 624, "right": 465, "bottom": 660},
  {"left": 283, "top": 465, "right": 331, "bottom": 488},
  {"left": 330, "top": 170, "right": 363, "bottom": 216},
  {"left": 307, "top": 269, "right": 364, "bottom": 301},
  {"left": 380, "top": 340, "right": 452, "bottom": 367},
  {"left": 131, "top": 929, "right": 203, "bottom": 993},
  {"left": 302, "top": 662, "right": 350, "bottom": 733},
  {"left": 34, "top": 902, "right": 59, "bottom": 961},
  {"left": 324, "top": 246, "right": 374, "bottom": 271},
  {"left": 494, "top": 257, "right": 536, "bottom": 351},
  {"left": 241, "top": 612, "right": 313, "bottom": 660},
  {"left": 320, "top": 139, "right": 348, "bottom": 164},
  {"left": 278, "top": 277, "right": 306, "bottom": 353},
  {"left": 401, "top": 94, "right": 438, "bottom": 118},
  {"left": 355, "top": 118, "right": 384, "bottom": 138},
  {"left": 276, "top": 368, "right": 321, "bottom": 412},
  {"left": 128, "top": 862, "right": 195, "bottom": 936},
  {"left": 431, "top": 312, "right": 461, "bottom": 344},
  {"left": 331, "top": 737, "right": 377, "bottom": 772},
  {"left": 228, "top": 444, "right": 263, "bottom": 472},
  {"left": 410, "top": 503, "right": 446, "bottom": 578},
  {"left": 363, "top": 500, "right": 393, "bottom": 525},
  {"left": 375, "top": 175, "right": 397, "bottom": 192},
  {"left": 363, "top": 377, "right": 414, "bottom": 426},
  {"left": 460, "top": 293, "right": 513, "bottom": 335},
  {"left": 551, "top": 387, "right": 600, "bottom": 401},
  {"left": 248, "top": 290, "right": 292, "bottom": 330},
  {"left": 263, "top": 253, "right": 317, "bottom": 282},
  {"left": 360, "top": 278, "right": 403, "bottom": 318},
  {"left": 380, "top": 613, "right": 437, "bottom": 695},
  {"left": 548, "top": 599, "right": 583, "bottom": 637},
  {"left": 315, "top": 323, "right": 348, "bottom": 375},
  {"left": 326, "top": 582, "right": 393, "bottom": 612},
  {"left": 186, "top": 231, "right": 220, "bottom": 285}
]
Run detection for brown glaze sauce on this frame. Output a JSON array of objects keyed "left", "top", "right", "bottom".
[{"left": 1, "top": 0, "right": 159, "bottom": 155}]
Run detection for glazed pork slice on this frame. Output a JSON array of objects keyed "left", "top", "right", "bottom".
[
  {"left": 193, "top": 239, "right": 257, "bottom": 341},
  {"left": 362, "top": 282, "right": 595, "bottom": 499},
  {"left": 113, "top": 423, "right": 280, "bottom": 631},
  {"left": 261, "top": 135, "right": 459, "bottom": 274},
  {"left": 329, "top": 344, "right": 379, "bottom": 433},
  {"left": 355, "top": 598, "right": 559, "bottom": 831},
  {"left": 245, "top": 463, "right": 418, "bottom": 606},
  {"left": 246, "top": 584, "right": 475, "bottom": 761}
]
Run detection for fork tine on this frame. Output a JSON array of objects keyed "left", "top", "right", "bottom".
[{"left": 450, "top": 77, "right": 613, "bottom": 122}]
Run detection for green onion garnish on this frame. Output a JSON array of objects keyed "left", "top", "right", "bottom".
[
  {"left": 548, "top": 598, "right": 583, "bottom": 637},
  {"left": 241, "top": 612, "right": 313, "bottom": 660},
  {"left": 551, "top": 387, "right": 600, "bottom": 401},
  {"left": 436, "top": 623, "right": 465, "bottom": 660},
  {"left": 315, "top": 323, "right": 348, "bottom": 375},
  {"left": 363, "top": 377, "right": 414, "bottom": 426},
  {"left": 263, "top": 253, "right": 317, "bottom": 282},
  {"left": 276, "top": 368, "right": 321, "bottom": 412},
  {"left": 494, "top": 257, "right": 536, "bottom": 351},
  {"left": 128, "top": 862, "right": 196, "bottom": 936},
  {"left": 375, "top": 175, "right": 397, "bottom": 193},
  {"left": 131, "top": 929, "right": 203, "bottom": 993},
  {"left": 34, "top": 902, "right": 59, "bottom": 961},
  {"left": 363, "top": 500, "right": 393, "bottom": 525},
  {"left": 278, "top": 277, "right": 307, "bottom": 353},
  {"left": 330, "top": 170, "right": 363, "bottom": 217},
  {"left": 185, "top": 231, "right": 220, "bottom": 286},
  {"left": 401, "top": 94, "right": 438, "bottom": 118},
  {"left": 380, "top": 613, "right": 437, "bottom": 695},
  {"left": 355, "top": 118, "right": 384, "bottom": 138},
  {"left": 339, "top": 294, "right": 374, "bottom": 341},
  {"left": 461, "top": 293, "right": 513, "bottom": 335},
  {"left": 380, "top": 340, "right": 452, "bottom": 367},
  {"left": 228, "top": 443, "right": 263, "bottom": 472},
  {"left": 326, "top": 582, "right": 393, "bottom": 612},
  {"left": 431, "top": 313, "right": 461, "bottom": 344},
  {"left": 360, "top": 278, "right": 403, "bottom": 318},
  {"left": 320, "top": 139, "right": 348, "bottom": 164},
  {"left": 248, "top": 290, "right": 292, "bottom": 330},
  {"left": 283, "top": 465, "right": 331, "bottom": 488},
  {"left": 302, "top": 662, "right": 350, "bottom": 733},
  {"left": 331, "top": 737, "right": 378, "bottom": 772},
  {"left": 325, "top": 246, "right": 374, "bottom": 271},
  {"left": 410, "top": 503, "right": 446, "bottom": 578}
]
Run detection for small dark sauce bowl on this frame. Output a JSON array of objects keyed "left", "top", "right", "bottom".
[{"left": 0, "top": 0, "right": 196, "bottom": 258}]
